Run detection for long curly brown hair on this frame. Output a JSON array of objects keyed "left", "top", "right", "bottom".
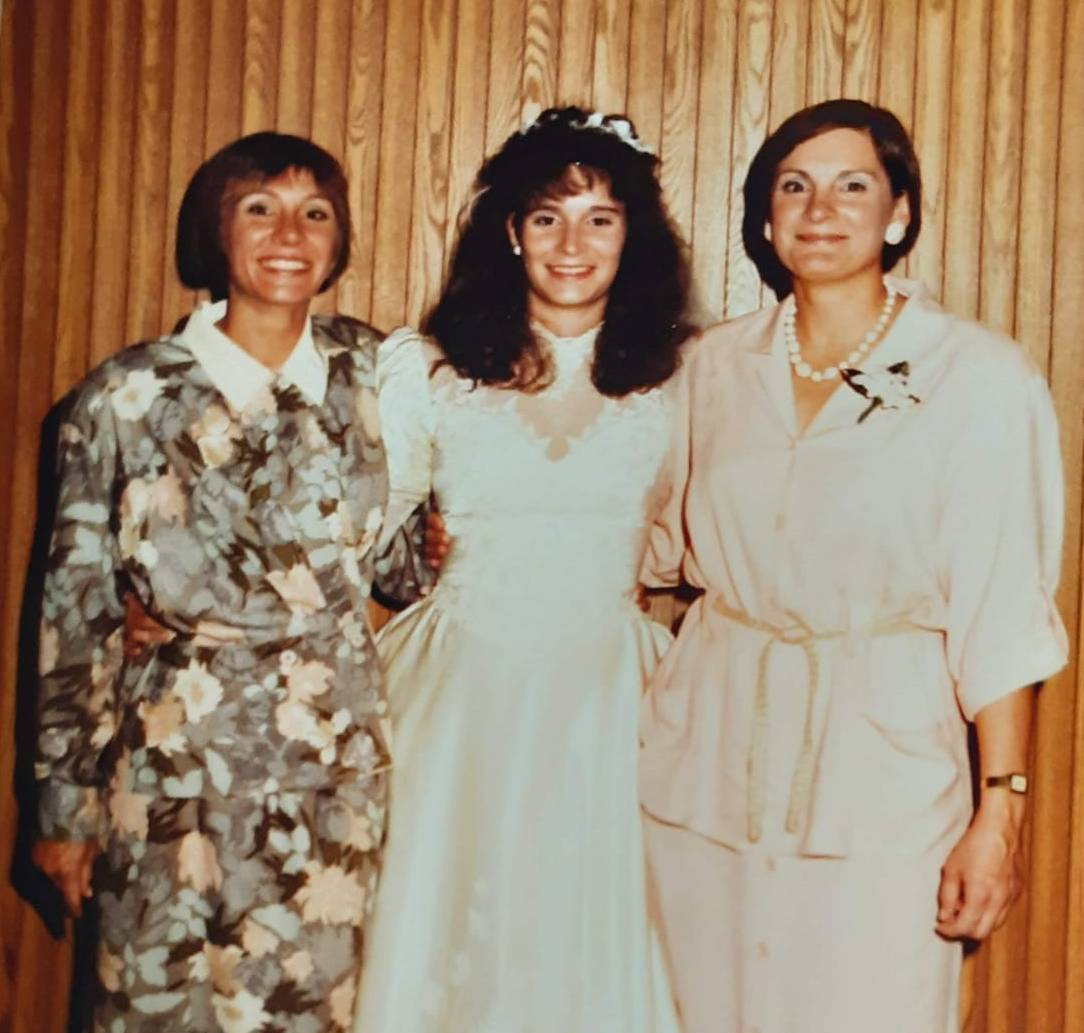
[{"left": 424, "top": 107, "right": 695, "bottom": 397}]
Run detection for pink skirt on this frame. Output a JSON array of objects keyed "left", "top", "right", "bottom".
[{"left": 643, "top": 813, "right": 961, "bottom": 1033}]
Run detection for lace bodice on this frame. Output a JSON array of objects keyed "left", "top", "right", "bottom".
[{"left": 377, "top": 326, "right": 674, "bottom": 618}]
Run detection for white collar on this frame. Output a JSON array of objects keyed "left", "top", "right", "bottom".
[{"left": 179, "top": 300, "right": 328, "bottom": 410}]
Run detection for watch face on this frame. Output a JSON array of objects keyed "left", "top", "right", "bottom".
[{"left": 1010, "top": 773, "right": 1028, "bottom": 793}]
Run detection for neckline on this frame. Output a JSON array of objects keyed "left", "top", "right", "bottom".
[{"left": 767, "top": 280, "right": 922, "bottom": 439}]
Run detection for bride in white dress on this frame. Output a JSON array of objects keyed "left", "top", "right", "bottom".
[{"left": 353, "top": 108, "right": 695, "bottom": 1033}]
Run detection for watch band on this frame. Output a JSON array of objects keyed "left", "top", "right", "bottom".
[{"left": 984, "top": 773, "right": 1028, "bottom": 794}]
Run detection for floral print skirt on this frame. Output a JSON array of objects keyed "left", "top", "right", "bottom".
[{"left": 92, "top": 775, "right": 385, "bottom": 1033}]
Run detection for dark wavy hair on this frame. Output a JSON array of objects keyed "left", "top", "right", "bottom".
[
  {"left": 742, "top": 99, "right": 922, "bottom": 299},
  {"left": 175, "top": 132, "right": 350, "bottom": 302},
  {"left": 424, "top": 107, "right": 694, "bottom": 396}
]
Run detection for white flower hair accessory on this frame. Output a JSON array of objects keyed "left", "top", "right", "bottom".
[{"left": 518, "top": 109, "right": 654, "bottom": 155}]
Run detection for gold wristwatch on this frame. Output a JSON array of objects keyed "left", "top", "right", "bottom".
[{"left": 983, "top": 773, "right": 1028, "bottom": 794}]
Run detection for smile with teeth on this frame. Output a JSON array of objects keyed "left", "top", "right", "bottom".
[
  {"left": 548, "top": 265, "right": 594, "bottom": 277},
  {"left": 260, "top": 257, "right": 311, "bottom": 272}
]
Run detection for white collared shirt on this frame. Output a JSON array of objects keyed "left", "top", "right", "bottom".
[{"left": 179, "top": 299, "right": 328, "bottom": 410}]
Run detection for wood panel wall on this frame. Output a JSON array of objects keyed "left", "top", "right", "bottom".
[{"left": 1, "top": 1, "right": 1081, "bottom": 1031}]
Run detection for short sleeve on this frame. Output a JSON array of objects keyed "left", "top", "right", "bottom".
[
  {"left": 640, "top": 350, "right": 692, "bottom": 587},
  {"left": 941, "top": 361, "right": 1067, "bottom": 719},
  {"left": 36, "top": 385, "right": 126, "bottom": 840},
  {"left": 375, "top": 327, "right": 437, "bottom": 553}
]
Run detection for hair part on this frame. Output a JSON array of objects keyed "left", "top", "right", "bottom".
[
  {"left": 741, "top": 98, "right": 923, "bottom": 299},
  {"left": 424, "top": 106, "right": 695, "bottom": 397},
  {"left": 175, "top": 131, "right": 351, "bottom": 302}
]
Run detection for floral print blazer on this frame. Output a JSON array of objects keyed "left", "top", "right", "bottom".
[{"left": 34, "top": 313, "right": 428, "bottom": 843}]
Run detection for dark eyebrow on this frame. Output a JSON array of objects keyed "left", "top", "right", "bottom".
[{"left": 775, "top": 167, "right": 880, "bottom": 179}]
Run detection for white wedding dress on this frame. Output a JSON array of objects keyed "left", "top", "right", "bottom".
[{"left": 352, "top": 326, "right": 680, "bottom": 1033}]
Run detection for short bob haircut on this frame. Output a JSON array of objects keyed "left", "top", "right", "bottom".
[
  {"left": 176, "top": 132, "right": 350, "bottom": 302},
  {"left": 424, "top": 106, "right": 694, "bottom": 397},
  {"left": 742, "top": 99, "right": 922, "bottom": 299}
]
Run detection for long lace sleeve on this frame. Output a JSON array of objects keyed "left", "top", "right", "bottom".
[{"left": 374, "top": 326, "right": 436, "bottom": 558}]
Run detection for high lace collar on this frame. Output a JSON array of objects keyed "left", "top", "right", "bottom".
[{"left": 532, "top": 322, "right": 600, "bottom": 384}]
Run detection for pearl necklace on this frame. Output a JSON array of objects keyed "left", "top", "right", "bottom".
[{"left": 783, "top": 280, "right": 899, "bottom": 382}]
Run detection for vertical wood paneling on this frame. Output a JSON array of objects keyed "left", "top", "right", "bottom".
[
  {"left": 0, "top": 1, "right": 28, "bottom": 1027},
  {"left": 875, "top": 0, "right": 917, "bottom": 130},
  {"left": 764, "top": 0, "right": 810, "bottom": 307},
  {"left": 625, "top": 0, "right": 666, "bottom": 148},
  {"left": 557, "top": 0, "right": 594, "bottom": 108},
  {"left": 1037, "top": 7, "right": 1084, "bottom": 1033},
  {"left": 841, "top": 0, "right": 881, "bottom": 100},
  {"left": 523, "top": 0, "right": 558, "bottom": 123},
  {"left": 336, "top": 0, "right": 387, "bottom": 324},
  {"left": 52, "top": 0, "right": 103, "bottom": 396},
  {"left": 719, "top": 0, "right": 769, "bottom": 319},
  {"left": 160, "top": 0, "right": 209, "bottom": 330},
  {"left": 908, "top": 0, "right": 955, "bottom": 296},
  {"left": 369, "top": 0, "right": 421, "bottom": 329},
  {"left": 443, "top": 0, "right": 492, "bottom": 263},
  {"left": 304, "top": 0, "right": 351, "bottom": 320},
  {"left": 276, "top": 0, "right": 316, "bottom": 137},
  {"left": 978, "top": 0, "right": 1027, "bottom": 338},
  {"left": 1014, "top": 0, "right": 1063, "bottom": 368},
  {"left": 2, "top": 4, "right": 1082, "bottom": 1032},
  {"left": 124, "top": 0, "right": 175, "bottom": 344},
  {"left": 240, "top": 0, "right": 281, "bottom": 134},
  {"left": 659, "top": 0, "right": 702, "bottom": 241},
  {"left": 1057, "top": 13, "right": 1084, "bottom": 1033},
  {"left": 688, "top": 0, "right": 738, "bottom": 318},
  {"left": 805, "top": 0, "right": 846, "bottom": 104},
  {"left": 592, "top": 0, "right": 630, "bottom": 113},
  {"left": 204, "top": 1, "right": 245, "bottom": 154},
  {"left": 88, "top": 0, "right": 140, "bottom": 366},
  {"left": 485, "top": 0, "right": 526, "bottom": 149},
  {"left": 942, "top": 0, "right": 990, "bottom": 319},
  {"left": 404, "top": 0, "right": 456, "bottom": 326},
  {"left": 3, "top": 5, "right": 73, "bottom": 1026}
]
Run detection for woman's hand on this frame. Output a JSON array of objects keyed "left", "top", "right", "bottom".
[
  {"left": 936, "top": 685, "right": 1034, "bottom": 940},
  {"left": 935, "top": 804, "right": 1024, "bottom": 940},
  {"left": 32, "top": 839, "right": 99, "bottom": 917},
  {"left": 424, "top": 511, "right": 451, "bottom": 570},
  {"left": 123, "top": 592, "right": 174, "bottom": 659}
]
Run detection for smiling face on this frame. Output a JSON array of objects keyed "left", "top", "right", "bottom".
[
  {"left": 508, "top": 167, "right": 627, "bottom": 335},
  {"left": 221, "top": 166, "right": 339, "bottom": 314},
  {"left": 768, "top": 127, "right": 909, "bottom": 288}
]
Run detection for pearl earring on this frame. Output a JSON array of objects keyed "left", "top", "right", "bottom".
[
  {"left": 512, "top": 242, "right": 522, "bottom": 256},
  {"left": 884, "top": 221, "right": 905, "bottom": 246},
  {"left": 764, "top": 223, "right": 773, "bottom": 242}
]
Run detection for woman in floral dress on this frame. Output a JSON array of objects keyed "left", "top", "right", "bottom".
[
  {"left": 639, "top": 100, "right": 1067, "bottom": 1033},
  {"left": 32, "top": 132, "right": 427, "bottom": 1033}
]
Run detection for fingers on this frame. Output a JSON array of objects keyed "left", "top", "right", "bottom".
[
  {"left": 935, "top": 866, "right": 964, "bottom": 935},
  {"left": 634, "top": 584, "right": 651, "bottom": 613},
  {"left": 423, "top": 518, "right": 452, "bottom": 570},
  {"left": 60, "top": 872, "right": 85, "bottom": 918},
  {"left": 936, "top": 868, "right": 1020, "bottom": 941},
  {"left": 32, "top": 840, "right": 98, "bottom": 919},
  {"left": 78, "top": 849, "right": 96, "bottom": 901}
]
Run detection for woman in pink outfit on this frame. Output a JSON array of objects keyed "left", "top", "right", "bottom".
[{"left": 639, "top": 99, "right": 1067, "bottom": 1033}]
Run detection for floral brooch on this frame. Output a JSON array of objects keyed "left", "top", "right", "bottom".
[{"left": 840, "top": 361, "right": 920, "bottom": 423}]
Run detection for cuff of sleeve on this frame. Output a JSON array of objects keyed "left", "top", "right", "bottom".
[
  {"left": 956, "top": 625, "right": 1069, "bottom": 721},
  {"left": 37, "top": 781, "right": 103, "bottom": 841}
]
